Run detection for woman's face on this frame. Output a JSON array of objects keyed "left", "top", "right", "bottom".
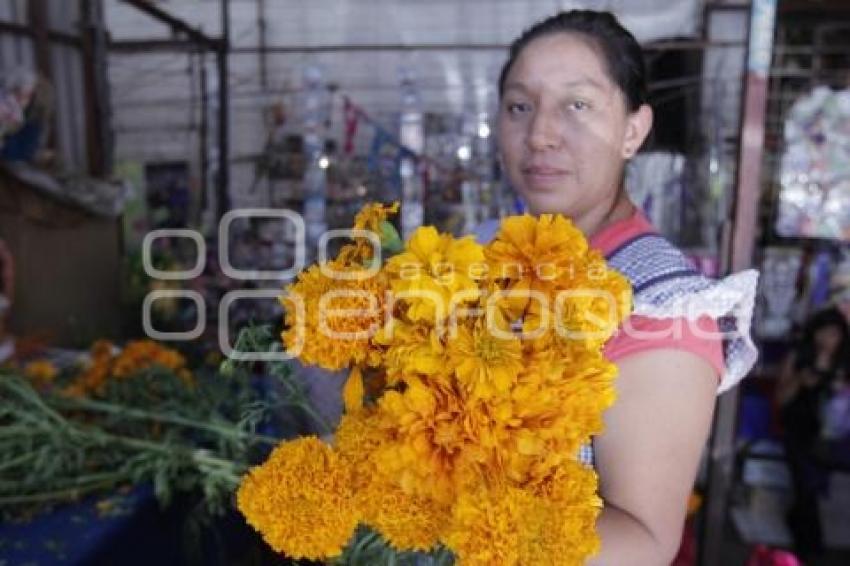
[
  {"left": 815, "top": 324, "right": 844, "bottom": 354},
  {"left": 497, "top": 33, "right": 651, "bottom": 229}
]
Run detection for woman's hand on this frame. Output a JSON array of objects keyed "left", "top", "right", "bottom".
[{"left": 588, "top": 349, "right": 717, "bottom": 566}]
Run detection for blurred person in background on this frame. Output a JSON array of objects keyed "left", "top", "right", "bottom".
[{"left": 777, "top": 307, "right": 850, "bottom": 560}]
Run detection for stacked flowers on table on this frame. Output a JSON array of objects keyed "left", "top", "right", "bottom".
[{"left": 238, "top": 203, "right": 632, "bottom": 565}]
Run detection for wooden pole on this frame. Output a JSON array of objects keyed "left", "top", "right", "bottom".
[{"left": 699, "top": 1, "right": 777, "bottom": 564}]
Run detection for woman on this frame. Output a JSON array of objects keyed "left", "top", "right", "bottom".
[
  {"left": 480, "top": 11, "right": 758, "bottom": 564},
  {"left": 777, "top": 307, "right": 849, "bottom": 560}
]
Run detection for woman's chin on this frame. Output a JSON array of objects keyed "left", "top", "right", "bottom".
[{"left": 520, "top": 193, "right": 575, "bottom": 217}]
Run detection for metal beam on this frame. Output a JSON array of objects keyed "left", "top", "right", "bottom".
[
  {"left": 216, "top": 0, "right": 230, "bottom": 219},
  {"left": 28, "top": 0, "right": 56, "bottom": 154},
  {"left": 109, "top": 38, "right": 198, "bottom": 53},
  {"left": 81, "top": 0, "right": 112, "bottom": 176},
  {"left": 28, "top": 0, "right": 51, "bottom": 79},
  {"left": 109, "top": 39, "right": 745, "bottom": 56},
  {"left": 199, "top": 51, "right": 210, "bottom": 215},
  {"left": 699, "top": 1, "right": 778, "bottom": 564},
  {"left": 257, "top": 0, "right": 268, "bottom": 89},
  {"left": 118, "top": 0, "right": 223, "bottom": 51},
  {"left": 0, "top": 21, "right": 81, "bottom": 47}
]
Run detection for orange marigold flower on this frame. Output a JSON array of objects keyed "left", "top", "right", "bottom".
[
  {"left": 373, "top": 319, "right": 444, "bottom": 385},
  {"left": 336, "top": 411, "right": 447, "bottom": 553},
  {"left": 446, "top": 468, "right": 601, "bottom": 566},
  {"left": 385, "top": 226, "right": 484, "bottom": 326},
  {"left": 24, "top": 360, "right": 58, "bottom": 384},
  {"left": 446, "top": 321, "right": 523, "bottom": 400},
  {"left": 353, "top": 201, "right": 400, "bottom": 233},
  {"left": 237, "top": 437, "right": 358, "bottom": 560},
  {"left": 358, "top": 481, "right": 446, "bottom": 553},
  {"left": 373, "top": 377, "right": 486, "bottom": 504},
  {"left": 281, "top": 262, "right": 387, "bottom": 371},
  {"left": 484, "top": 214, "right": 588, "bottom": 319}
]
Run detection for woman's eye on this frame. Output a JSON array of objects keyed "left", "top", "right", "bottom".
[
  {"left": 569, "top": 100, "right": 590, "bottom": 111},
  {"left": 506, "top": 102, "right": 531, "bottom": 114}
]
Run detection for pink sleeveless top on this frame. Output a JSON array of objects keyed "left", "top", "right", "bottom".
[{"left": 590, "top": 211, "right": 725, "bottom": 379}]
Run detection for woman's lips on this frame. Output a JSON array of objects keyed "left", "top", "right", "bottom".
[{"left": 521, "top": 166, "right": 570, "bottom": 188}]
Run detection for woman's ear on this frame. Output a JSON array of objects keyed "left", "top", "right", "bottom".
[{"left": 621, "top": 104, "right": 653, "bottom": 159}]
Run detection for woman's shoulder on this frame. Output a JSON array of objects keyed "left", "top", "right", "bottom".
[
  {"left": 590, "top": 213, "right": 699, "bottom": 294},
  {"left": 591, "top": 210, "right": 759, "bottom": 393}
]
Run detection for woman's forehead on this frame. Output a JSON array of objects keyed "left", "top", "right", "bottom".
[{"left": 505, "top": 33, "right": 615, "bottom": 92}]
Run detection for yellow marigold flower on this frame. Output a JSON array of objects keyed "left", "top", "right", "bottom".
[
  {"left": 373, "top": 377, "right": 485, "bottom": 504},
  {"left": 385, "top": 226, "right": 484, "bottom": 325},
  {"left": 554, "top": 249, "right": 632, "bottom": 349},
  {"left": 90, "top": 339, "right": 115, "bottom": 360},
  {"left": 335, "top": 410, "right": 387, "bottom": 469},
  {"left": 446, "top": 470, "right": 601, "bottom": 566},
  {"left": 529, "top": 461, "right": 603, "bottom": 564},
  {"left": 343, "top": 366, "right": 365, "bottom": 413},
  {"left": 353, "top": 201, "right": 400, "bottom": 233},
  {"left": 373, "top": 319, "right": 444, "bottom": 385},
  {"left": 472, "top": 348, "right": 617, "bottom": 487},
  {"left": 334, "top": 409, "right": 392, "bottom": 491},
  {"left": 65, "top": 340, "right": 191, "bottom": 397},
  {"left": 446, "top": 322, "right": 523, "bottom": 400},
  {"left": 24, "top": 360, "right": 58, "bottom": 384},
  {"left": 65, "top": 341, "right": 114, "bottom": 396},
  {"left": 112, "top": 340, "right": 188, "bottom": 377},
  {"left": 484, "top": 214, "right": 588, "bottom": 320},
  {"left": 281, "top": 263, "right": 387, "bottom": 371},
  {"left": 444, "top": 485, "right": 539, "bottom": 566},
  {"left": 359, "top": 481, "right": 446, "bottom": 553},
  {"left": 237, "top": 437, "right": 358, "bottom": 560},
  {"left": 336, "top": 412, "right": 447, "bottom": 552}
]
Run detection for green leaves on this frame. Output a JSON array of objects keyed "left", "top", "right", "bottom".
[
  {"left": 379, "top": 220, "right": 404, "bottom": 254},
  {"left": 332, "top": 527, "right": 456, "bottom": 566},
  {"left": 0, "top": 326, "right": 320, "bottom": 521}
]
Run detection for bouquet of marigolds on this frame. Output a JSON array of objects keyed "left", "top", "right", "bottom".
[{"left": 237, "top": 203, "right": 632, "bottom": 565}]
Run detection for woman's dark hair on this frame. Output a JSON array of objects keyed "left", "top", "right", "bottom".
[
  {"left": 794, "top": 307, "right": 850, "bottom": 375},
  {"left": 498, "top": 10, "right": 648, "bottom": 112}
]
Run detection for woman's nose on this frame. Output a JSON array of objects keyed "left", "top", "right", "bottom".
[{"left": 526, "top": 109, "right": 562, "bottom": 151}]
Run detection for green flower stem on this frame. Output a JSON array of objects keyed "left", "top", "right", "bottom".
[
  {"left": 80, "top": 425, "right": 246, "bottom": 486},
  {"left": 0, "top": 474, "right": 123, "bottom": 505},
  {"left": 1, "top": 377, "right": 66, "bottom": 426},
  {"left": 49, "top": 395, "right": 280, "bottom": 446},
  {"left": 0, "top": 451, "right": 37, "bottom": 472},
  {"left": 286, "top": 400, "right": 332, "bottom": 435},
  {"left": 0, "top": 470, "right": 125, "bottom": 491},
  {"left": 0, "top": 425, "right": 46, "bottom": 438}
]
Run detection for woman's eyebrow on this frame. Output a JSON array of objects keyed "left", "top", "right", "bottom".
[
  {"left": 561, "top": 77, "right": 606, "bottom": 90},
  {"left": 502, "top": 76, "right": 607, "bottom": 94},
  {"left": 502, "top": 82, "right": 530, "bottom": 95}
]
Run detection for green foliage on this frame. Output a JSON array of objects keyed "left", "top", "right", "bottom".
[
  {"left": 332, "top": 527, "right": 455, "bottom": 566},
  {"left": 0, "top": 325, "right": 320, "bottom": 521}
]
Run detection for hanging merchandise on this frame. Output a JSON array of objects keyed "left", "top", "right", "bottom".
[
  {"left": 755, "top": 247, "right": 803, "bottom": 339},
  {"left": 342, "top": 98, "right": 359, "bottom": 156},
  {"left": 806, "top": 250, "right": 832, "bottom": 309},
  {"left": 367, "top": 128, "right": 406, "bottom": 199},
  {"left": 625, "top": 152, "right": 686, "bottom": 240},
  {"left": 398, "top": 70, "right": 424, "bottom": 239},
  {"left": 775, "top": 87, "right": 850, "bottom": 241},
  {"left": 0, "top": 69, "right": 52, "bottom": 163},
  {"left": 301, "top": 66, "right": 330, "bottom": 253}
]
